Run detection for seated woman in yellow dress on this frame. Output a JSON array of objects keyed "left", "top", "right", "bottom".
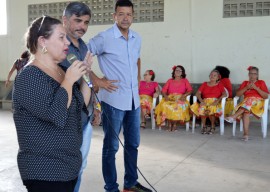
[
  {"left": 214, "top": 66, "right": 234, "bottom": 117},
  {"left": 190, "top": 70, "right": 227, "bottom": 134},
  {"left": 225, "top": 66, "right": 269, "bottom": 141},
  {"left": 139, "top": 70, "right": 160, "bottom": 128},
  {"left": 155, "top": 65, "right": 192, "bottom": 132}
]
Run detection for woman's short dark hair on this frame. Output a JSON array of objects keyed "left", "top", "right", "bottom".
[
  {"left": 63, "top": 2, "right": 91, "bottom": 18},
  {"left": 172, "top": 65, "right": 186, "bottom": 79},
  {"left": 147, "top": 70, "right": 155, "bottom": 81},
  {"left": 214, "top": 65, "right": 230, "bottom": 78},
  {"left": 21, "top": 50, "right": 30, "bottom": 59},
  {"left": 25, "top": 16, "right": 62, "bottom": 54},
  {"left": 115, "top": 0, "right": 134, "bottom": 12}
]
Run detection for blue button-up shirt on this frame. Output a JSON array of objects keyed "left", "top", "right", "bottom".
[
  {"left": 87, "top": 23, "right": 141, "bottom": 111},
  {"left": 60, "top": 36, "right": 91, "bottom": 126}
]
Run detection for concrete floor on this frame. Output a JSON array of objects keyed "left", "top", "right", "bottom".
[{"left": 0, "top": 109, "right": 270, "bottom": 192}]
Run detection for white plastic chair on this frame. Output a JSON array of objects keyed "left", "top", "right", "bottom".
[
  {"left": 192, "top": 88, "right": 228, "bottom": 135},
  {"left": 150, "top": 85, "right": 162, "bottom": 130},
  {"left": 151, "top": 94, "right": 162, "bottom": 130},
  {"left": 232, "top": 96, "right": 269, "bottom": 138},
  {"left": 220, "top": 88, "right": 229, "bottom": 135},
  {"left": 151, "top": 95, "right": 191, "bottom": 131}
]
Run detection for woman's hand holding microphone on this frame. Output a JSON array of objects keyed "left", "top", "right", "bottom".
[{"left": 65, "top": 51, "right": 93, "bottom": 86}]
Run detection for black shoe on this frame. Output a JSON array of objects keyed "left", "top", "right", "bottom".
[{"left": 123, "top": 182, "right": 152, "bottom": 192}]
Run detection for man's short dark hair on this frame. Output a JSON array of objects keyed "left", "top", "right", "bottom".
[
  {"left": 63, "top": 2, "right": 91, "bottom": 18},
  {"left": 115, "top": 0, "right": 134, "bottom": 12}
]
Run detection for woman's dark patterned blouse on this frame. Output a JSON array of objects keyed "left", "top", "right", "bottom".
[{"left": 13, "top": 65, "right": 86, "bottom": 182}]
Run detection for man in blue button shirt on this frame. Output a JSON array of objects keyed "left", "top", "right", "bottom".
[{"left": 88, "top": 0, "right": 152, "bottom": 192}]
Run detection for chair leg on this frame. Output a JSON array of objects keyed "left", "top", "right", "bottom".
[
  {"left": 232, "top": 120, "right": 236, "bottom": 136},
  {"left": 219, "top": 116, "right": 224, "bottom": 135},
  {"left": 151, "top": 118, "right": 155, "bottom": 130},
  {"left": 192, "top": 114, "right": 196, "bottom": 133},
  {"left": 151, "top": 97, "right": 157, "bottom": 130},
  {"left": 150, "top": 109, "right": 155, "bottom": 130},
  {"left": 186, "top": 122, "right": 189, "bottom": 132},
  {"left": 262, "top": 97, "right": 269, "bottom": 138},
  {"left": 261, "top": 117, "right": 264, "bottom": 135},
  {"left": 240, "top": 120, "right": 243, "bottom": 132},
  {"left": 261, "top": 115, "right": 267, "bottom": 138}
]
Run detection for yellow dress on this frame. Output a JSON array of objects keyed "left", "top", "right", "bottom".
[
  {"left": 234, "top": 97, "right": 265, "bottom": 119},
  {"left": 224, "top": 98, "right": 234, "bottom": 117},
  {"left": 190, "top": 98, "right": 222, "bottom": 117},
  {"left": 155, "top": 94, "right": 190, "bottom": 126},
  {"left": 140, "top": 95, "right": 153, "bottom": 115}
]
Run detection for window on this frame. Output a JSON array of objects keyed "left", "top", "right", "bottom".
[
  {"left": 223, "top": 0, "right": 270, "bottom": 18},
  {"left": 0, "top": 0, "right": 7, "bottom": 35}
]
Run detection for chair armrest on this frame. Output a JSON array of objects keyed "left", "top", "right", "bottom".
[
  {"left": 221, "top": 88, "right": 229, "bottom": 108},
  {"left": 159, "top": 94, "right": 163, "bottom": 101},
  {"left": 193, "top": 96, "right": 197, "bottom": 103},
  {"left": 233, "top": 96, "right": 240, "bottom": 107},
  {"left": 152, "top": 97, "right": 157, "bottom": 108},
  {"left": 186, "top": 95, "right": 190, "bottom": 102},
  {"left": 224, "top": 88, "right": 229, "bottom": 98},
  {"left": 221, "top": 97, "right": 226, "bottom": 109},
  {"left": 264, "top": 97, "right": 269, "bottom": 112}
]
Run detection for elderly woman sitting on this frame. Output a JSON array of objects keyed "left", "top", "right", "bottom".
[
  {"left": 155, "top": 65, "right": 192, "bottom": 132},
  {"left": 190, "top": 69, "right": 227, "bottom": 134},
  {"left": 225, "top": 66, "right": 269, "bottom": 141},
  {"left": 139, "top": 70, "right": 160, "bottom": 128}
]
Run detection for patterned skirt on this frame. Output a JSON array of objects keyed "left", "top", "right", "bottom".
[
  {"left": 225, "top": 98, "right": 234, "bottom": 117},
  {"left": 190, "top": 98, "right": 222, "bottom": 118},
  {"left": 154, "top": 94, "right": 190, "bottom": 126},
  {"left": 140, "top": 95, "right": 153, "bottom": 115},
  {"left": 234, "top": 97, "right": 265, "bottom": 119}
]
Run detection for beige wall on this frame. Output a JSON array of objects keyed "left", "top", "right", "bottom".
[
  {"left": 191, "top": 0, "right": 270, "bottom": 86},
  {"left": 1, "top": 0, "right": 270, "bottom": 87}
]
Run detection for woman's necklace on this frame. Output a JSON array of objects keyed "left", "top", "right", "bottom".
[{"left": 35, "top": 58, "right": 62, "bottom": 77}]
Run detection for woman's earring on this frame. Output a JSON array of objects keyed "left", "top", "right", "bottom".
[{"left": 42, "top": 46, "right": 48, "bottom": 54}]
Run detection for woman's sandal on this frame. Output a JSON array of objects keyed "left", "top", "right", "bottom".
[
  {"left": 172, "top": 124, "right": 177, "bottom": 132},
  {"left": 140, "top": 122, "right": 146, "bottom": 129},
  {"left": 208, "top": 127, "right": 215, "bottom": 135},
  {"left": 241, "top": 135, "right": 249, "bottom": 141},
  {"left": 144, "top": 114, "right": 151, "bottom": 119},
  {"left": 225, "top": 117, "right": 234, "bottom": 123},
  {"left": 201, "top": 126, "right": 207, "bottom": 134}
]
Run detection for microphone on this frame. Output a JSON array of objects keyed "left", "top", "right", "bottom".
[{"left": 67, "top": 53, "right": 93, "bottom": 88}]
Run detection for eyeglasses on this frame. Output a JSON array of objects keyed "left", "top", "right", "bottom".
[
  {"left": 38, "top": 15, "right": 46, "bottom": 32},
  {"left": 175, "top": 69, "right": 182, "bottom": 72},
  {"left": 143, "top": 74, "right": 148, "bottom": 76},
  {"left": 249, "top": 73, "right": 258, "bottom": 75}
]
